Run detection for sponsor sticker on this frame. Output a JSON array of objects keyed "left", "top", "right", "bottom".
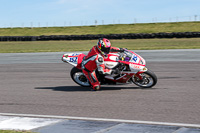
[{"left": 130, "top": 64, "right": 141, "bottom": 69}]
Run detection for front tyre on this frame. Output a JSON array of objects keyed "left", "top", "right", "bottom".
[
  {"left": 70, "top": 67, "right": 90, "bottom": 87},
  {"left": 132, "top": 70, "right": 157, "bottom": 88}
]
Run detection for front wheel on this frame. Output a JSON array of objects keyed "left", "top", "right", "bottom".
[
  {"left": 132, "top": 70, "right": 157, "bottom": 88},
  {"left": 70, "top": 67, "right": 90, "bottom": 87}
]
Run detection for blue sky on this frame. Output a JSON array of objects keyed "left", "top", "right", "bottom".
[{"left": 0, "top": 0, "right": 200, "bottom": 27}]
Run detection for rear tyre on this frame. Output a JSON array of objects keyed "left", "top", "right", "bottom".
[
  {"left": 70, "top": 67, "right": 90, "bottom": 87},
  {"left": 132, "top": 70, "right": 157, "bottom": 88}
]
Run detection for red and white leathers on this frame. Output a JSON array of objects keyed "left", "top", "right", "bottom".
[{"left": 81, "top": 46, "right": 122, "bottom": 90}]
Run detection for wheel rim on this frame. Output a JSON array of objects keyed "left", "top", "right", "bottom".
[
  {"left": 133, "top": 73, "right": 154, "bottom": 87},
  {"left": 73, "top": 72, "right": 90, "bottom": 86}
]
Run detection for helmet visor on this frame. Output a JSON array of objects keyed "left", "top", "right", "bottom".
[{"left": 102, "top": 46, "right": 110, "bottom": 54}]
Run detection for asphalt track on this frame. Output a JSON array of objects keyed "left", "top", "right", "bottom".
[{"left": 0, "top": 49, "right": 200, "bottom": 126}]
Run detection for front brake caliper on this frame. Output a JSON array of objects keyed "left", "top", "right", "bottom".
[{"left": 135, "top": 73, "right": 143, "bottom": 80}]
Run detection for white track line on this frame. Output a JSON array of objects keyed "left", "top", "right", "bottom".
[
  {"left": 0, "top": 113, "right": 200, "bottom": 128},
  {"left": 0, "top": 116, "right": 63, "bottom": 130}
]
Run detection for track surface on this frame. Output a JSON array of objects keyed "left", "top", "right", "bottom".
[{"left": 0, "top": 50, "right": 200, "bottom": 125}]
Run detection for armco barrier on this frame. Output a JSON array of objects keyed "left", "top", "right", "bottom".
[{"left": 0, "top": 32, "right": 200, "bottom": 41}]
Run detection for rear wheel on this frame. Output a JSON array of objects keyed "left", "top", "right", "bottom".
[
  {"left": 70, "top": 67, "right": 90, "bottom": 87},
  {"left": 132, "top": 70, "right": 157, "bottom": 88}
]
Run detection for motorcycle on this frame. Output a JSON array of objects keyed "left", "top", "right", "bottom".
[{"left": 62, "top": 49, "right": 157, "bottom": 88}]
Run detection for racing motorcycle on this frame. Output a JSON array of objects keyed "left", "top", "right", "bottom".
[{"left": 62, "top": 49, "right": 157, "bottom": 88}]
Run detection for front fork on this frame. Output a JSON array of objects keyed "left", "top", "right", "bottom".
[
  {"left": 134, "top": 67, "right": 148, "bottom": 81},
  {"left": 135, "top": 72, "right": 143, "bottom": 80}
]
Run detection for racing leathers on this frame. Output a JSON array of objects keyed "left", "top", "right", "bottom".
[{"left": 81, "top": 46, "right": 124, "bottom": 90}]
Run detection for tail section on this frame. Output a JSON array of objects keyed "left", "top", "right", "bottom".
[{"left": 62, "top": 53, "right": 86, "bottom": 68}]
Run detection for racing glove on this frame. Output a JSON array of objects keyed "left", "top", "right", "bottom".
[
  {"left": 110, "top": 48, "right": 125, "bottom": 53},
  {"left": 119, "top": 48, "right": 125, "bottom": 52}
]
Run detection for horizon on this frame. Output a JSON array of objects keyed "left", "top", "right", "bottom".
[{"left": 0, "top": 21, "right": 200, "bottom": 29}]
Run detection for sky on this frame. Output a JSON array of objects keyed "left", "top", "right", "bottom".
[{"left": 0, "top": 0, "right": 200, "bottom": 27}]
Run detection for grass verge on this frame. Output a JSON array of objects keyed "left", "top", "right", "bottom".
[
  {"left": 0, "top": 22, "right": 200, "bottom": 36},
  {"left": 0, "top": 38, "right": 200, "bottom": 53}
]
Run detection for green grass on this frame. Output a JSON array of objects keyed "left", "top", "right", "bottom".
[
  {"left": 0, "top": 38, "right": 200, "bottom": 53},
  {"left": 0, "top": 22, "right": 200, "bottom": 36}
]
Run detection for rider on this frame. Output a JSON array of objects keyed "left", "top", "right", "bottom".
[{"left": 81, "top": 38, "right": 124, "bottom": 91}]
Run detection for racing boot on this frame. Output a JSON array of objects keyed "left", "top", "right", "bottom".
[{"left": 91, "top": 85, "right": 100, "bottom": 91}]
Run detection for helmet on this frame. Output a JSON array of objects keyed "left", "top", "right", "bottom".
[{"left": 97, "top": 38, "right": 111, "bottom": 55}]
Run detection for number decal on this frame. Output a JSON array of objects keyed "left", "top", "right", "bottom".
[
  {"left": 132, "top": 55, "right": 138, "bottom": 62},
  {"left": 69, "top": 57, "right": 78, "bottom": 62}
]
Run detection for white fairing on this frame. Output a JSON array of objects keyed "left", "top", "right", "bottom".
[
  {"left": 104, "top": 53, "right": 119, "bottom": 69},
  {"left": 104, "top": 61, "right": 118, "bottom": 69},
  {"left": 128, "top": 52, "right": 145, "bottom": 65},
  {"left": 62, "top": 53, "right": 81, "bottom": 66},
  {"left": 129, "top": 52, "right": 147, "bottom": 72},
  {"left": 133, "top": 52, "right": 146, "bottom": 65}
]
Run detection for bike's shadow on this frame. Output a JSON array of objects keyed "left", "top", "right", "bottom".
[{"left": 35, "top": 85, "right": 157, "bottom": 92}]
